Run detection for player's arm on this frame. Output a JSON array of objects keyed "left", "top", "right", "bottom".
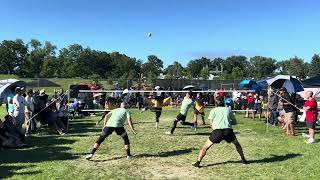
[
  {"left": 127, "top": 116, "right": 136, "bottom": 134},
  {"left": 230, "top": 110, "right": 237, "bottom": 125}
]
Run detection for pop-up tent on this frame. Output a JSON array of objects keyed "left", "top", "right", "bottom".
[
  {"left": 302, "top": 75, "right": 320, "bottom": 88},
  {"left": 298, "top": 76, "right": 320, "bottom": 101},
  {"left": 0, "top": 79, "right": 27, "bottom": 104}
]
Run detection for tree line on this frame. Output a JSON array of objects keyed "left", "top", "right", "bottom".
[{"left": 1, "top": 39, "right": 320, "bottom": 82}]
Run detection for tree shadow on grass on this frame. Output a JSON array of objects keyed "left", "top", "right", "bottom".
[
  {"left": 0, "top": 165, "right": 42, "bottom": 179},
  {"left": 68, "top": 121, "right": 101, "bottom": 135},
  {"left": 0, "top": 136, "right": 78, "bottom": 164},
  {"left": 203, "top": 153, "right": 302, "bottom": 167}
]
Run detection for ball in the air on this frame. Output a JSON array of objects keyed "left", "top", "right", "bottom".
[{"left": 147, "top": 32, "right": 152, "bottom": 37}]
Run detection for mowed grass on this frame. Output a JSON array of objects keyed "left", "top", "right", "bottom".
[{"left": 1, "top": 106, "right": 320, "bottom": 180}]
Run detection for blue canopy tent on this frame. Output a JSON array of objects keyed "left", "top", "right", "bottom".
[{"left": 0, "top": 79, "right": 27, "bottom": 104}]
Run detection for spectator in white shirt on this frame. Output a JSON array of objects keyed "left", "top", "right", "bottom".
[
  {"left": 12, "top": 87, "right": 28, "bottom": 132},
  {"left": 25, "top": 89, "right": 35, "bottom": 136}
]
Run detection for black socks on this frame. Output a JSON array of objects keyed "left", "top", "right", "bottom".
[
  {"left": 126, "top": 148, "right": 131, "bottom": 156},
  {"left": 91, "top": 148, "right": 97, "bottom": 154}
]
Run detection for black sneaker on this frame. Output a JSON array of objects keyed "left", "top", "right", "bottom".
[{"left": 193, "top": 162, "right": 201, "bottom": 168}]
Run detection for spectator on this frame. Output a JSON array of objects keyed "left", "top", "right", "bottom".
[
  {"left": 279, "top": 87, "right": 295, "bottom": 136},
  {"left": 0, "top": 119, "right": 24, "bottom": 148},
  {"left": 253, "top": 92, "right": 263, "bottom": 120},
  {"left": 25, "top": 89, "right": 36, "bottom": 136},
  {"left": 268, "top": 90, "right": 279, "bottom": 126},
  {"left": 13, "top": 87, "right": 29, "bottom": 131},
  {"left": 7, "top": 93, "right": 15, "bottom": 116},
  {"left": 245, "top": 93, "right": 254, "bottom": 118},
  {"left": 2, "top": 115, "right": 26, "bottom": 145},
  {"left": 302, "top": 91, "right": 318, "bottom": 144}
]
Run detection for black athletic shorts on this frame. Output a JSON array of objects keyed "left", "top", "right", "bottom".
[
  {"left": 209, "top": 129, "right": 236, "bottom": 144},
  {"left": 194, "top": 109, "right": 205, "bottom": 116},
  {"left": 306, "top": 121, "right": 317, "bottom": 129},
  {"left": 96, "top": 126, "right": 129, "bottom": 145},
  {"left": 151, "top": 107, "right": 162, "bottom": 118},
  {"left": 176, "top": 113, "right": 186, "bottom": 122}
]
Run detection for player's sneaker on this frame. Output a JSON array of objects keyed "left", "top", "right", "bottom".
[
  {"left": 192, "top": 161, "right": 201, "bottom": 168},
  {"left": 165, "top": 131, "right": 172, "bottom": 135},
  {"left": 126, "top": 155, "right": 133, "bottom": 160},
  {"left": 302, "top": 133, "right": 310, "bottom": 138},
  {"left": 85, "top": 153, "right": 93, "bottom": 160},
  {"left": 156, "top": 122, "right": 159, "bottom": 129}
]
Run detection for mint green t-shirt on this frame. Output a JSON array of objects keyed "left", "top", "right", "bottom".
[
  {"left": 208, "top": 107, "right": 236, "bottom": 130},
  {"left": 106, "top": 108, "right": 131, "bottom": 127},
  {"left": 180, "top": 97, "right": 194, "bottom": 116}
]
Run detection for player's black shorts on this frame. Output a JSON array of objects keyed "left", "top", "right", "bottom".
[
  {"left": 306, "top": 121, "right": 317, "bottom": 129},
  {"left": 151, "top": 107, "right": 162, "bottom": 118},
  {"left": 194, "top": 109, "right": 205, "bottom": 116},
  {"left": 209, "top": 129, "right": 236, "bottom": 144},
  {"left": 176, "top": 113, "right": 186, "bottom": 122},
  {"left": 96, "top": 127, "right": 129, "bottom": 145}
]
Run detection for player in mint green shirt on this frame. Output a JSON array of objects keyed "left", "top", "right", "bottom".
[
  {"left": 193, "top": 96, "right": 248, "bottom": 167},
  {"left": 166, "top": 91, "right": 195, "bottom": 135},
  {"left": 86, "top": 102, "right": 136, "bottom": 160}
]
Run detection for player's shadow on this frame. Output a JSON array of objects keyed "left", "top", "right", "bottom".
[
  {"left": 203, "top": 153, "right": 302, "bottom": 167},
  {"left": 185, "top": 132, "right": 240, "bottom": 136},
  {"left": 135, "top": 148, "right": 195, "bottom": 158}
]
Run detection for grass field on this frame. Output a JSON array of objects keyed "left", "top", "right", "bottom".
[{"left": 0, "top": 106, "right": 320, "bottom": 180}]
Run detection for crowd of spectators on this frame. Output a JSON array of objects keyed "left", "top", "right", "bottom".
[{"left": 0, "top": 87, "right": 68, "bottom": 148}]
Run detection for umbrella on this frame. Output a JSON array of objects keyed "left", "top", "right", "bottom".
[
  {"left": 257, "top": 78, "right": 272, "bottom": 89},
  {"left": 266, "top": 75, "right": 304, "bottom": 93},
  {"left": 239, "top": 80, "right": 257, "bottom": 89},
  {"left": 183, "top": 85, "right": 195, "bottom": 90}
]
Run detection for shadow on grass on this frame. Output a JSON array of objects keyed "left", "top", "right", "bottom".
[
  {"left": 136, "top": 148, "right": 195, "bottom": 158},
  {"left": 91, "top": 156, "right": 125, "bottom": 162},
  {"left": 185, "top": 132, "right": 240, "bottom": 136},
  {"left": 0, "top": 165, "right": 42, "bottom": 179},
  {"left": 91, "top": 148, "right": 195, "bottom": 162},
  {"left": 0, "top": 136, "right": 78, "bottom": 164},
  {"left": 204, "top": 153, "right": 302, "bottom": 167}
]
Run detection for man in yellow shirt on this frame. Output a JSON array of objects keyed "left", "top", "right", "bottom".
[{"left": 193, "top": 93, "right": 206, "bottom": 131}]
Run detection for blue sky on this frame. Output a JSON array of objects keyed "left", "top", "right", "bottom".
[{"left": 1, "top": 0, "right": 320, "bottom": 67}]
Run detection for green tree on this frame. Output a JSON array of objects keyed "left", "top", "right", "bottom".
[
  {"left": 186, "top": 57, "right": 211, "bottom": 79},
  {"left": 141, "top": 55, "right": 163, "bottom": 78},
  {"left": 309, "top": 54, "right": 320, "bottom": 77},
  {"left": 250, "top": 56, "right": 277, "bottom": 79},
  {"left": 165, "top": 61, "right": 186, "bottom": 79},
  {"left": 200, "top": 66, "right": 209, "bottom": 80},
  {"left": 0, "top": 39, "right": 28, "bottom": 74},
  {"left": 280, "top": 56, "right": 307, "bottom": 79},
  {"left": 224, "top": 55, "right": 249, "bottom": 77},
  {"left": 231, "top": 67, "right": 244, "bottom": 80}
]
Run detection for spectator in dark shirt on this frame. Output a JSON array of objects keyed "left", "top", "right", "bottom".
[
  {"left": 279, "top": 87, "right": 295, "bottom": 136},
  {"left": 268, "top": 90, "right": 279, "bottom": 126}
]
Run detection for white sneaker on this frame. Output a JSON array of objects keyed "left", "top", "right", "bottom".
[
  {"left": 156, "top": 122, "right": 159, "bottom": 129},
  {"left": 85, "top": 154, "right": 93, "bottom": 160},
  {"left": 165, "top": 131, "right": 172, "bottom": 135},
  {"left": 126, "top": 155, "right": 133, "bottom": 160},
  {"left": 302, "top": 133, "right": 310, "bottom": 138}
]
